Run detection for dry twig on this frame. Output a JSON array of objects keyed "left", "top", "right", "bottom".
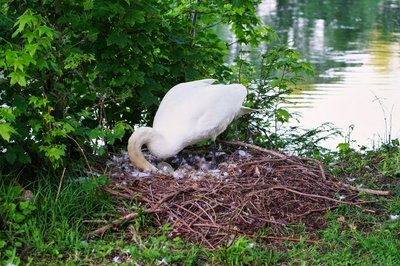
[{"left": 93, "top": 143, "right": 389, "bottom": 249}]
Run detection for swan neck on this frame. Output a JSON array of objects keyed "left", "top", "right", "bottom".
[{"left": 127, "top": 127, "right": 157, "bottom": 172}]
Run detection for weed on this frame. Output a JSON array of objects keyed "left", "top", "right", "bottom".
[
  {"left": 211, "top": 237, "right": 282, "bottom": 266},
  {"left": 0, "top": 173, "right": 115, "bottom": 264}
]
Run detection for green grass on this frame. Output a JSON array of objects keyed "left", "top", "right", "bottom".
[
  {"left": 282, "top": 206, "right": 400, "bottom": 265},
  {"left": 0, "top": 174, "right": 117, "bottom": 265},
  {"left": 1, "top": 141, "right": 399, "bottom": 265}
]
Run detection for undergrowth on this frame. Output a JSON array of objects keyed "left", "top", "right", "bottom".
[{"left": 1, "top": 140, "right": 399, "bottom": 265}]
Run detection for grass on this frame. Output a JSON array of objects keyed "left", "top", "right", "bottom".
[{"left": 1, "top": 141, "right": 399, "bottom": 265}]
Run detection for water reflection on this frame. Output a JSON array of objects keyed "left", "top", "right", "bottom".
[{"left": 258, "top": 0, "right": 400, "bottom": 148}]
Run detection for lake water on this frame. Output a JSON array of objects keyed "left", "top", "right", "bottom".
[{"left": 257, "top": 0, "right": 400, "bottom": 149}]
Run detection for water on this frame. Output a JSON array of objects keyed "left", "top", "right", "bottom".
[{"left": 258, "top": 0, "right": 400, "bottom": 149}]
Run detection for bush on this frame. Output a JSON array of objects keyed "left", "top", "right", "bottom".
[{"left": 0, "top": 0, "right": 315, "bottom": 176}]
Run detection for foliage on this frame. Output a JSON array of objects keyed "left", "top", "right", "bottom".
[
  {"left": 330, "top": 139, "right": 400, "bottom": 186},
  {"left": 0, "top": 0, "right": 272, "bottom": 174},
  {"left": 0, "top": 174, "right": 114, "bottom": 264},
  {"left": 285, "top": 205, "right": 400, "bottom": 265},
  {"left": 223, "top": 41, "right": 337, "bottom": 155},
  {"left": 211, "top": 237, "right": 281, "bottom": 265}
]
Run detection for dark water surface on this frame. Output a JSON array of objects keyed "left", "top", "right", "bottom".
[{"left": 258, "top": 0, "right": 400, "bottom": 148}]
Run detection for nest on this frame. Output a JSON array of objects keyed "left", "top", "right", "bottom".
[{"left": 89, "top": 141, "right": 389, "bottom": 249}]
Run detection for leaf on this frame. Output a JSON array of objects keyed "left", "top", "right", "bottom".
[
  {"left": 36, "top": 25, "right": 56, "bottom": 39},
  {"left": 18, "top": 152, "right": 32, "bottom": 164},
  {"left": 64, "top": 53, "right": 95, "bottom": 69},
  {"left": 24, "top": 43, "right": 40, "bottom": 56},
  {"left": 88, "top": 128, "right": 105, "bottom": 140},
  {"left": 0, "top": 107, "right": 16, "bottom": 121},
  {"left": 125, "top": 10, "right": 145, "bottom": 26},
  {"left": 8, "top": 71, "right": 27, "bottom": 87},
  {"left": 62, "top": 122, "right": 75, "bottom": 133},
  {"left": 83, "top": 0, "right": 94, "bottom": 10},
  {"left": 13, "top": 12, "right": 35, "bottom": 36},
  {"left": 0, "top": 123, "right": 17, "bottom": 142},
  {"left": 13, "top": 95, "right": 28, "bottom": 114},
  {"left": 80, "top": 179, "right": 97, "bottom": 192},
  {"left": 139, "top": 89, "right": 158, "bottom": 107},
  {"left": 106, "top": 32, "right": 131, "bottom": 48},
  {"left": 5, "top": 148, "right": 17, "bottom": 164},
  {"left": 113, "top": 124, "right": 126, "bottom": 139},
  {"left": 275, "top": 108, "right": 290, "bottom": 122},
  {"left": 12, "top": 213, "right": 25, "bottom": 223},
  {"left": 47, "top": 146, "right": 65, "bottom": 160},
  {"left": 337, "top": 143, "right": 350, "bottom": 152},
  {"left": 39, "top": 144, "right": 66, "bottom": 167},
  {"left": 96, "top": 175, "right": 108, "bottom": 185},
  {"left": 36, "top": 58, "right": 49, "bottom": 69}
]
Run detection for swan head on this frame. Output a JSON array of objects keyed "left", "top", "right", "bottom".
[{"left": 127, "top": 127, "right": 158, "bottom": 172}]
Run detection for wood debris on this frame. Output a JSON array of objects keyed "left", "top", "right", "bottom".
[{"left": 89, "top": 141, "right": 389, "bottom": 249}]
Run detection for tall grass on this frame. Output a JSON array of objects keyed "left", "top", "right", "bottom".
[{"left": 0, "top": 173, "right": 115, "bottom": 263}]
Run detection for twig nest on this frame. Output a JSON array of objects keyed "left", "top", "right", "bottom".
[{"left": 100, "top": 143, "right": 388, "bottom": 249}]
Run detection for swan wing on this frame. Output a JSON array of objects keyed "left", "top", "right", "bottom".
[{"left": 153, "top": 82, "right": 247, "bottom": 150}]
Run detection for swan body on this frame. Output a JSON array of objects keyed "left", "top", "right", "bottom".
[{"left": 128, "top": 79, "right": 251, "bottom": 171}]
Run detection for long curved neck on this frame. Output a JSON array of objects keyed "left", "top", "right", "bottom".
[{"left": 127, "top": 127, "right": 157, "bottom": 172}]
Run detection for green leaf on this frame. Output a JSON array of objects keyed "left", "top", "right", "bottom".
[
  {"left": 0, "top": 123, "right": 17, "bottom": 142},
  {"left": 18, "top": 152, "right": 32, "bottom": 164},
  {"left": 39, "top": 144, "right": 66, "bottom": 167},
  {"left": 48, "top": 146, "right": 65, "bottom": 160},
  {"left": 139, "top": 89, "right": 158, "bottom": 107},
  {"left": 113, "top": 125, "right": 125, "bottom": 139},
  {"left": 5, "top": 148, "right": 17, "bottom": 164},
  {"left": 88, "top": 128, "right": 105, "bottom": 140},
  {"left": 125, "top": 10, "right": 145, "bottom": 26},
  {"left": 13, "top": 95, "right": 28, "bottom": 114},
  {"left": 106, "top": 32, "right": 131, "bottom": 48},
  {"left": 275, "top": 108, "right": 290, "bottom": 122},
  {"left": 12, "top": 213, "right": 26, "bottom": 223},
  {"left": 83, "top": 0, "right": 94, "bottom": 10},
  {"left": 337, "top": 143, "right": 351, "bottom": 152},
  {"left": 36, "top": 25, "right": 56, "bottom": 38},
  {"left": 96, "top": 175, "right": 108, "bottom": 185},
  {"left": 8, "top": 71, "right": 27, "bottom": 87},
  {"left": 36, "top": 58, "right": 49, "bottom": 69},
  {"left": 6, "top": 145, "right": 31, "bottom": 164},
  {"left": 62, "top": 122, "right": 75, "bottom": 133},
  {"left": 25, "top": 43, "right": 40, "bottom": 56},
  {"left": 64, "top": 53, "right": 95, "bottom": 69},
  {"left": 0, "top": 107, "right": 16, "bottom": 121}
]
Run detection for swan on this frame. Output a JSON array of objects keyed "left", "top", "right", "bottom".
[{"left": 127, "top": 79, "right": 253, "bottom": 172}]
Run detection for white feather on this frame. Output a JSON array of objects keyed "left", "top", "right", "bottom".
[{"left": 128, "top": 79, "right": 250, "bottom": 171}]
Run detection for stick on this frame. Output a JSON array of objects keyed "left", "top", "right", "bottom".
[
  {"left": 301, "top": 157, "right": 327, "bottom": 180},
  {"left": 67, "top": 135, "right": 94, "bottom": 179},
  {"left": 245, "top": 234, "right": 332, "bottom": 245},
  {"left": 338, "top": 182, "right": 390, "bottom": 196},
  {"left": 223, "top": 140, "right": 328, "bottom": 181},
  {"left": 86, "top": 208, "right": 162, "bottom": 236},
  {"left": 87, "top": 189, "right": 191, "bottom": 236},
  {"left": 103, "top": 186, "right": 152, "bottom": 203},
  {"left": 269, "top": 186, "right": 368, "bottom": 205},
  {"left": 221, "top": 140, "right": 287, "bottom": 159},
  {"left": 55, "top": 167, "right": 66, "bottom": 204}
]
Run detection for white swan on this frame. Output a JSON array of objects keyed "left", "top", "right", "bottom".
[{"left": 128, "top": 79, "right": 252, "bottom": 171}]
